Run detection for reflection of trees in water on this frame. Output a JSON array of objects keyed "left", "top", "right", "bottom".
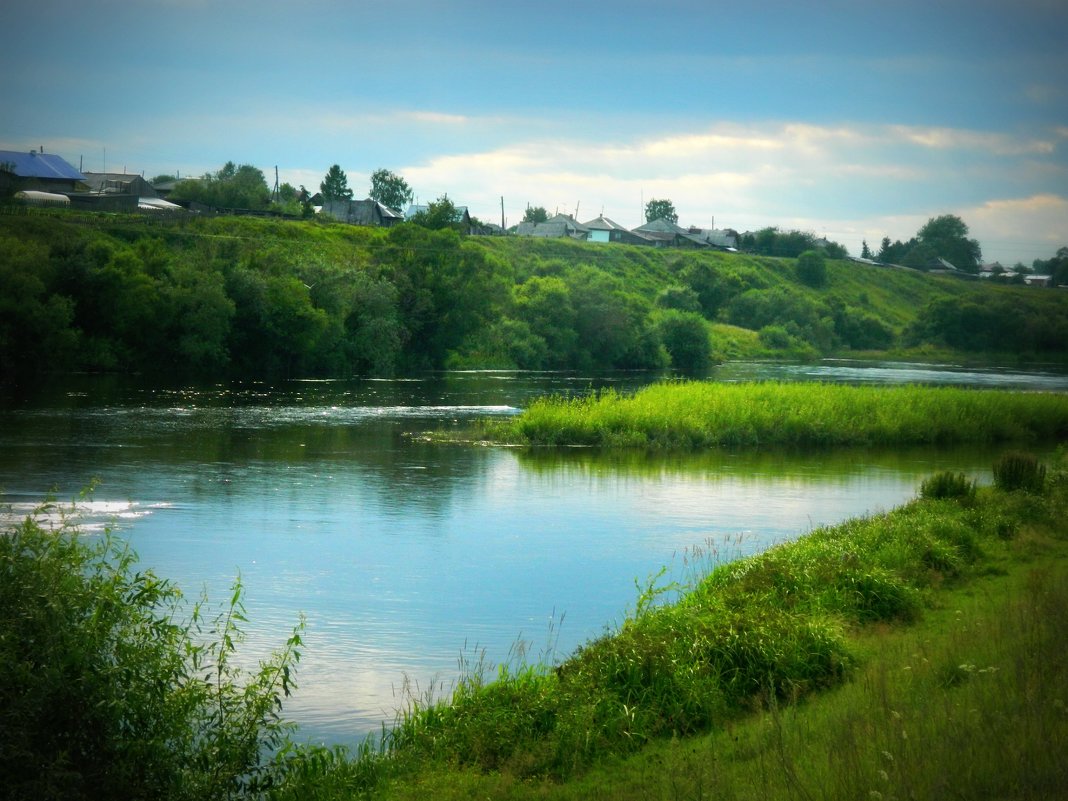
[{"left": 514, "top": 444, "right": 1007, "bottom": 486}]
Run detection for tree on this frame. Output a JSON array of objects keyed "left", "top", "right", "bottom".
[
  {"left": 368, "top": 168, "right": 413, "bottom": 212},
  {"left": 645, "top": 198, "right": 678, "bottom": 224},
  {"left": 796, "top": 250, "right": 828, "bottom": 288},
  {"left": 320, "top": 164, "right": 353, "bottom": 201},
  {"left": 1033, "top": 246, "right": 1068, "bottom": 286},
  {"left": 916, "top": 214, "right": 982, "bottom": 272},
  {"left": 522, "top": 206, "right": 548, "bottom": 224},
  {"left": 861, "top": 240, "right": 872, "bottom": 259},
  {"left": 655, "top": 309, "right": 711, "bottom": 371},
  {"left": 409, "top": 194, "right": 461, "bottom": 231},
  {"left": 169, "top": 162, "right": 271, "bottom": 210}
]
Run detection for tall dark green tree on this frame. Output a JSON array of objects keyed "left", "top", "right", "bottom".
[
  {"left": 320, "top": 164, "right": 353, "bottom": 201},
  {"left": 916, "top": 214, "right": 982, "bottom": 272},
  {"left": 368, "top": 168, "right": 413, "bottom": 211},
  {"left": 645, "top": 198, "right": 678, "bottom": 224}
]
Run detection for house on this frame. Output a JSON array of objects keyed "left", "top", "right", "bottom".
[
  {"left": 321, "top": 198, "right": 404, "bottom": 227},
  {"left": 925, "top": 257, "right": 978, "bottom": 279},
  {"left": 516, "top": 213, "right": 589, "bottom": 240},
  {"left": 1024, "top": 274, "right": 1053, "bottom": 287},
  {"left": 0, "top": 148, "right": 86, "bottom": 196},
  {"left": 633, "top": 218, "right": 709, "bottom": 248},
  {"left": 685, "top": 227, "right": 739, "bottom": 250},
  {"left": 82, "top": 172, "right": 159, "bottom": 199},
  {"left": 582, "top": 215, "right": 654, "bottom": 245},
  {"left": 72, "top": 171, "right": 184, "bottom": 212}
]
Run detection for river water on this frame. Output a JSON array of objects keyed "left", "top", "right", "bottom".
[{"left": 2, "top": 360, "right": 1066, "bottom": 745}]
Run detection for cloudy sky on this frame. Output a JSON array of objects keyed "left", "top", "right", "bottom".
[{"left": 3, "top": 0, "right": 1066, "bottom": 265}]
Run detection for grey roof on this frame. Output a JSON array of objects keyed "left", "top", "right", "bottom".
[
  {"left": 81, "top": 172, "right": 158, "bottom": 197},
  {"left": 0, "top": 149, "right": 84, "bottom": 181},
  {"left": 582, "top": 215, "right": 628, "bottom": 231},
  {"left": 634, "top": 217, "right": 688, "bottom": 235}
]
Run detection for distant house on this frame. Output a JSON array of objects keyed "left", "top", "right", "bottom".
[
  {"left": 516, "top": 213, "right": 589, "bottom": 240},
  {"left": 582, "top": 215, "right": 654, "bottom": 245},
  {"left": 685, "top": 227, "right": 739, "bottom": 251},
  {"left": 82, "top": 172, "right": 159, "bottom": 199},
  {"left": 633, "top": 218, "right": 709, "bottom": 248},
  {"left": 925, "top": 257, "right": 978, "bottom": 279},
  {"left": 1024, "top": 274, "right": 1053, "bottom": 287},
  {"left": 0, "top": 148, "right": 86, "bottom": 196},
  {"left": 74, "top": 171, "right": 183, "bottom": 212},
  {"left": 321, "top": 198, "right": 404, "bottom": 227}
]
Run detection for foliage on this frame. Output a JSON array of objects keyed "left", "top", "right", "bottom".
[
  {"left": 654, "top": 284, "right": 701, "bottom": 312},
  {"left": 795, "top": 249, "right": 827, "bottom": 287},
  {"left": 653, "top": 309, "right": 711, "bottom": 371},
  {"left": 917, "top": 214, "right": 982, "bottom": 272},
  {"left": 920, "top": 471, "right": 977, "bottom": 501},
  {"left": 644, "top": 198, "right": 678, "bottom": 224},
  {"left": 740, "top": 227, "right": 846, "bottom": 259},
  {"left": 1032, "top": 245, "right": 1068, "bottom": 286},
  {"left": 992, "top": 451, "right": 1047, "bottom": 493},
  {"left": 319, "top": 164, "right": 353, "bottom": 201},
  {"left": 368, "top": 168, "right": 413, "bottom": 212},
  {"left": 170, "top": 161, "right": 271, "bottom": 210},
  {"left": 906, "top": 291, "right": 1068, "bottom": 353},
  {"left": 0, "top": 506, "right": 305, "bottom": 801},
  {"left": 381, "top": 460, "right": 1065, "bottom": 784},
  {"left": 1, "top": 214, "right": 1065, "bottom": 380},
  {"left": 408, "top": 194, "right": 462, "bottom": 231},
  {"left": 496, "top": 381, "right": 1068, "bottom": 450},
  {"left": 522, "top": 206, "right": 549, "bottom": 223}
]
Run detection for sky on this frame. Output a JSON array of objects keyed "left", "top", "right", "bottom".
[{"left": 3, "top": 0, "right": 1067, "bottom": 266}]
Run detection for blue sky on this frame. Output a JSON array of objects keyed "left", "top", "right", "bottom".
[{"left": 3, "top": 0, "right": 1067, "bottom": 265}]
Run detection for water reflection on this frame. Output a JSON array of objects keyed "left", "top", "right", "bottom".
[{"left": 1, "top": 364, "right": 1065, "bottom": 744}]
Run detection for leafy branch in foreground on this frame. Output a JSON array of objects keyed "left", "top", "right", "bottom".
[{"left": 0, "top": 503, "right": 305, "bottom": 801}]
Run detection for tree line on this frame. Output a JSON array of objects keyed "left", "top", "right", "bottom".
[{"left": 2, "top": 213, "right": 1066, "bottom": 385}]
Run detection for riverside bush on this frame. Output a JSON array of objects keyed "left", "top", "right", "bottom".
[
  {"left": 992, "top": 451, "right": 1047, "bottom": 493},
  {"left": 920, "top": 470, "right": 978, "bottom": 500},
  {"left": 0, "top": 506, "right": 305, "bottom": 801}
]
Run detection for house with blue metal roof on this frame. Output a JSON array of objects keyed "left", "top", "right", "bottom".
[{"left": 0, "top": 148, "right": 87, "bottom": 196}]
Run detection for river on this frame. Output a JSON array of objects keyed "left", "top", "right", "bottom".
[{"left": 2, "top": 360, "right": 1066, "bottom": 745}]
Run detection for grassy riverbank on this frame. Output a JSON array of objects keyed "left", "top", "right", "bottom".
[
  {"left": 487, "top": 381, "right": 1068, "bottom": 449},
  {"left": 265, "top": 449, "right": 1068, "bottom": 800},
  {"left": 4, "top": 450, "right": 1067, "bottom": 800}
]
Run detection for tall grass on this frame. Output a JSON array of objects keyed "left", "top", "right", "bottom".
[
  {"left": 493, "top": 381, "right": 1068, "bottom": 449},
  {"left": 375, "top": 449, "right": 1068, "bottom": 800},
  {"left": 373, "top": 450, "right": 1065, "bottom": 784}
]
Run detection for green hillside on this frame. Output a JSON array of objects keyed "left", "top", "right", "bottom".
[{"left": 2, "top": 211, "right": 1066, "bottom": 381}]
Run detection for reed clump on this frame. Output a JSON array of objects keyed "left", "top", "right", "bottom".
[
  {"left": 920, "top": 470, "right": 977, "bottom": 501},
  {"left": 496, "top": 381, "right": 1068, "bottom": 450},
  {"left": 992, "top": 450, "right": 1047, "bottom": 493}
]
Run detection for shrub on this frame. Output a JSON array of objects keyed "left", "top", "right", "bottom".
[
  {"left": 0, "top": 509, "right": 305, "bottom": 801},
  {"left": 795, "top": 249, "right": 827, "bottom": 288},
  {"left": 920, "top": 471, "right": 977, "bottom": 501},
  {"left": 655, "top": 309, "right": 712, "bottom": 371},
  {"left": 993, "top": 451, "right": 1047, "bottom": 493}
]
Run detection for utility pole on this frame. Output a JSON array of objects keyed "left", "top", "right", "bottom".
[
  {"left": 500, "top": 196, "right": 505, "bottom": 231},
  {"left": 273, "top": 165, "right": 280, "bottom": 202}
]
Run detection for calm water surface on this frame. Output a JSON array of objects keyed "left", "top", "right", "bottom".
[{"left": 2, "top": 361, "right": 1066, "bottom": 744}]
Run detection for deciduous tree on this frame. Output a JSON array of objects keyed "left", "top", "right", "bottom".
[
  {"left": 645, "top": 198, "right": 678, "bottom": 224},
  {"left": 916, "top": 214, "right": 982, "bottom": 272},
  {"left": 368, "top": 168, "right": 413, "bottom": 211},
  {"left": 522, "top": 206, "right": 548, "bottom": 224}
]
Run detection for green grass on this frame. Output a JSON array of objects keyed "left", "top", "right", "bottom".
[
  {"left": 357, "top": 451, "right": 1068, "bottom": 801},
  {"left": 488, "top": 381, "right": 1068, "bottom": 449}
]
